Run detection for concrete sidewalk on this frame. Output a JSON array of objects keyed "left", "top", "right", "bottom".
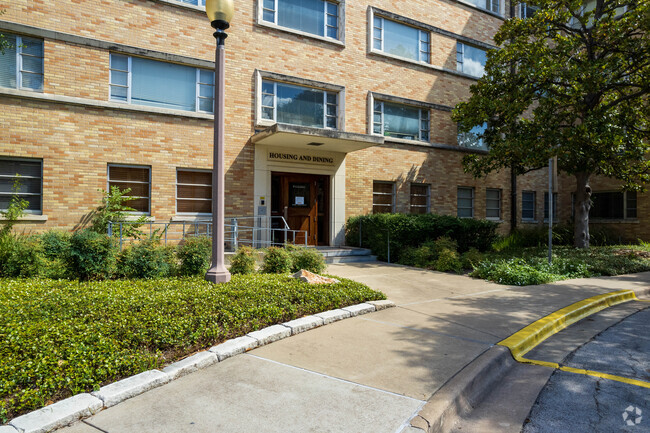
[{"left": 59, "top": 264, "right": 650, "bottom": 433}]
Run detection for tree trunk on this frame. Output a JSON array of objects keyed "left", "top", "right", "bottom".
[{"left": 573, "top": 172, "right": 592, "bottom": 248}]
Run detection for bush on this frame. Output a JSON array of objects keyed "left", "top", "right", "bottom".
[
  {"left": 346, "top": 213, "right": 499, "bottom": 262},
  {"left": 398, "top": 245, "right": 434, "bottom": 267},
  {"left": 434, "top": 248, "right": 462, "bottom": 274},
  {"left": 68, "top": 229, "right": 117, "bottom": 280},
  {"left": 1, "top": 235, "right": 44, "bottom": 278},
  {"left": 261, "top": 246, "right": 292, "bottom": 274},
  {"left": 40, "top": 231, "right": 71, "bottom": 260},
  {"left": 471, "top": 258, "right": 556, "bottom": 285},
  {"left": 118, "top": 239, "right": 175, "bottom": 279},
  {"left": 229, "top": 246, "right": 257, "bottom": 275},
  {"left": 288, "top": 246, "right": 326, "bottom": 274},
  {"left": 461, "top": 247, "right": 484, "bottom": 270},
  {"left": 177, "top": 236, "right": 212, "bottom": 276}
]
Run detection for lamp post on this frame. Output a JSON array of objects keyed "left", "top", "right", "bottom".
[{"left": 204, "top": 0, "right": 234, "bottom": 284}]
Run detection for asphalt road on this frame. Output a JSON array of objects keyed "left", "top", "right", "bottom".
[{"left": 523, "top": 307, "right": 650, "bottom": 433}]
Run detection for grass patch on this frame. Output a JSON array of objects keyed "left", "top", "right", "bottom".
[
  {"left": 0, "top": 275, "right": 384, "bottom": 421},
  {"left": 471, "top": 245, "right": 650, "bottom": 286}
]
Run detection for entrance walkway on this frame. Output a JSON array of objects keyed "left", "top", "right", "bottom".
[{"left": 59, "top": 264, "right": 650, "bottom": 433}]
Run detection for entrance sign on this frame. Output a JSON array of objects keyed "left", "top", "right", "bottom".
[{"left": 268, "top": 152, "right": 335, "bottom": 165}]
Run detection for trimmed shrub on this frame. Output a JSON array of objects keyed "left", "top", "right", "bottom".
[
  {"left": 177, "top": 236, "right": 212, "bottom": 276},
  {"left": 1, "top": 235, "right": 44, "bottom": 278},
  {"left": 397, "top": 245, "right": 434, "bottom": 268},
  {"left": 434, "top": 248, "right": 462, "bottom": 274},
  {"left": 40, "top": 230, "right": 72, "bottom": 259},
  {"left": 461, "top": 247, "right": 484, "bottom": 270},
  {"left": 229, "top": 246, "right": 257, "bottom": 275},
  {"left": 288, "top": 246, "right": 326, "bottom": 274},
  {"left": 68, "top": 229, "right": 117, "bottom": 280},
  {"left": 117, "top": 239, "right": 175, "bottom": 279},
  {"left": 261, "top": 246, "right": 292, "bottom": 274}
]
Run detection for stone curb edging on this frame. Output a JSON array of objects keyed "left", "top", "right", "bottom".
[{"left": 6, "top": 300, "right": 395, "bottom": 433}]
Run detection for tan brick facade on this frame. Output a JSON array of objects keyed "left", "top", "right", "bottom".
[{"left": 1, "top": 0, "right": 647, "bottom": 242}]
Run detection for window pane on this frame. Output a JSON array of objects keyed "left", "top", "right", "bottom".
[
  {"left": 178, "top": 170, "right": 211, "bottom": 185},
  {"left": 110, "top": 70, "right": 128, "bottom": 87},
  {"left": 522, "top": 191, "right": 535, "bottom": 219},
  {"left": 0, "top": 36, "right": 17, "bottom": 88},
  {"left": 458, "top": 44, "right": 487, "bottom": 78},
  {"left": 110, "top": 54, "right": 128, "bottom": 71},
  {"left": 626, "top": 192, "right": 637, "bottom": 218},
  {"left": 109, "top": 181, "right": 149, "bottom": 197},
  {"left": 326, "top": 117, "right": 336, "bottom": 128},
  {"left": 131, "top": 57, "right": 196, "bottom": 111},
  {"left": 262, "top": 107, "right": 274, "bottom": 120},
  {"left": 178, "top": 185, "right": 212, "bottom": 199},
  {"left": 110, "top": 85, "right": 128, "bottom": 101},
  {"left": 0, "top": 177, "right": 41, "bottom": 194},
  {"left": 262, "top": 94, "right": 274, "bottom": 107},
  {"left": 590, "top": 192, "right": 624, "bottom": 219},
  {"left": 373, "top": 182, "right": 393, "bottom": 195},
  {"left": 262, "top": 81, "right": 275, "bottom": 95},
  {"left": 125, "top": 198, "right": 149, "bottom": 213},
  {"left": 276, "top": 82, "right": 325, "bottom": 128},
  {"left": 198, "top": 98, "right": 213, "bottom": 112},
  {"left": 199, "top": 84, "right": 213, "bottom": 98},
  {"left": 21, "top": 56, "right": 43, "bottom": 74},
  {"left": 177, "top": 199, "right": 211, "bottom": 214},
  {"left": 109, "top": 166, "right": 149, "bottom": 182},
  {"left": 21, "top": 72, "right": 43, "bottom": 91},
  {"left": 458, "top": 122, "right": 487, "bottom": 149},
  {"left": 199, "top": 69, "right": 214, "bottom": 85},
  {"left": 382, "top": 102, "right": 420, "bottom": 140},
  {"left": 21, "top": 37, "right": 43, "bottom": 57},
  {"left": 278, "top": 0, "right": 325, "bottom": 37},
  {"left": 383, "top": 19, "right": 419, "bottom": 61},
  {"left": 263, "top": 9, "right": 276, "bottom": 22}
]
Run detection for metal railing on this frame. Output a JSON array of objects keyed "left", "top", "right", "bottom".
[{"left": 108, "top": 216, "right": 307, "bottom": 251}]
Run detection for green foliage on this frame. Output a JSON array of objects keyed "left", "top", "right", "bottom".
[
  {"left": 434, "top": 248, "right": 463, "bottom": 274},
  {"left": 40, "top": 230, "right": 72, "bottom": 259},
  {"left": 177, "top": 236, "right": 212, "bottom": 276},
  {"left": 261, "top": 246, "right": 293, "bottom": 274},
  {"left": 493, "top": 225, "right": 624, "bottom": 252},
  {"left": 287, "top": 245, "right": 326, "bottom": 274},
  {"left": 461, "top": 247, "right": 484, "bottom": 269},
  {"left": 346, "top": 213, "right": 499, "bottom": 262},
  {"left": 0, "top": 275, "right": 384, "bottom": 420},
  {"left": 117, "top": 239, "right": 175, "bottom": 279},
  {"left": 0, "top": 235, "right": 44, "bottom": 278},
  {"left": 229, "top": 246, "right": 257, "bottom": 275},
  {"left": 87, "top": 186, "right": 149, "bottom": 237},
  {"left": 0, "top": 176, "right": 29, "bottom": 238},
  {"left": 68, "top": 229, "right": 117, "bottom": 280},
  {"left": 398, "top": 245, "right": 434, "bottom": 268}
]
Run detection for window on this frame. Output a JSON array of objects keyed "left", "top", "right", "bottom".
[
  {"left": 590, "top": 191, "right": 637, "bottom": 220},
  {"left": 177, "top": 0, "right": 206, "bottom": 5},
  {"left": 544, "top": 192, "right": 557, "bottom": 221},
  {"left": 262, "top": 0, "right": 339, "bottom": 39},
  {"left": 0, "top": 34, "right": 44, "bottom": 91},
  {"left": 456, "top": 43, "right": 487, "bottom": 78},
  {"left": 0, "top": 158, "right": 42, "bottom": 214},
  {"left": 261, "top": 80, "right": 337, "bottom": 129},
  {"left": 109, "top": 54, "right": 214, "bottom": 113},
  {"left": 373, "top": 100, "right": 430, "bottom": 141},
  {"left": 372, "top": 16, "right": 430, "bottom": 63},
  {"left": 410, "top": 183, "right": 430, "bottom": 214},
  {"left": 458, "top": 122, "right": 487, "bottom": 150},
  {"left": 177, "top": 169, "right": 212, "bottom": 214},
  {"left": 522, "top": 191, "right": 536, "bottom": 220},
  {"left": 373, "top": 181, "right": 395, "bottom": 214},
  {"left": 457, "top": 187, "right": 474, "bottom": 218},
  {"left": 518, "top": 3, "right": 539, "bottom": 18},
  {"left": 463, "top": 0, "right": 499, "bottom": 13},
  {"left": 486, "top": 188, "right": 501, "bottom": 220},
  {"left": 108, "top": 165, "right": 151, "bottom": 214}
]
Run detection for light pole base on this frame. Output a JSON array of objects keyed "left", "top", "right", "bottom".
[{"left": 205, "top": 266, "right": 231, "bottom": 284}]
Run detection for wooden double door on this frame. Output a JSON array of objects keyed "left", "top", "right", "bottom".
[{"left": 271, "top": 172, "right": 330, "bottom": 246}]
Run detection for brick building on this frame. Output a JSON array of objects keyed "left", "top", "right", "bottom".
[{"left": 0, "top": 0, "right": 647, "bottom": 246}]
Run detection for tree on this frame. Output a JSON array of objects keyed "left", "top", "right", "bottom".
[{"left": 453, "top": 0, "right": 650, "bottom": 248}]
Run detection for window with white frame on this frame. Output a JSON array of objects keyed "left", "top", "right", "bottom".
[
  {"left": 456, "top": 43, "right": 487, "bottom": 78},
  {"left": 410, "top": 183, "right": 430, "bottom": 214},
  {"left": 522, "top": 191, "right": 536, "bottom": 220},
  {"left": 373, "top": 100, "right": 429, "bottom": 141},
  {"left": 373, "top": 181, "right": 395, "bottom": 214},
  {"left": 261, "top": 79, "right": 337, "bottom": 129},
  {"left": 177, "top": 0, "right": 206, "bottom": 5},
  {"left": 0, "top": 34, "right": 44, "bottom": 91},
  {"left": 176, "top": 169, "right": 212, "bottom": 214},
  {"left": 262, "top": 0, "right": 339, "bottom": 39},
  {"left": 0, "top": 158, "right": 42, "bottom": 214},
  {"left": 109, "top": 54, "right": 214, "bottom": 113},
  {"left": 543, "top": 192, "right": 557, "bottom": 221},
  {"left": 457, "top": 187, "right": 474, "bottom": 218},
  {"left": 464, "top": 0, "right": 500, "bottom": 14},
  {"left": 590, "top": 191, "right": 637, "bottom": 220},
  {"left": 108, "top": 165, "right": 151, "bottom": 214},
  {"left": 518, "top": 3, "right": 539, "bottom": 18},
  {"left": 372, "top": 16, "right": 430, "bottom": 63},
  {"left": 458, "top": 122, "right": 488, "bottom": 150},
  {"left": 486, "top": 188, "right": 501, "bottom": 220}
]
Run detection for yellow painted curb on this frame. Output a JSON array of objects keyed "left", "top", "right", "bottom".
[
  {"left": 498, "top": 289, "right": 637, "bottom": 361},
  {"left": 559, "top": 366, "right": 650, "bottom": 389}
]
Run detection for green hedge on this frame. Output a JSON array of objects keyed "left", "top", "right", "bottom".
[
  {"left": 0, "top": 275, "right": 385, "bottom": 421},
  {"left": 345, "top": 213, "right": 499, "bottom": 262}
]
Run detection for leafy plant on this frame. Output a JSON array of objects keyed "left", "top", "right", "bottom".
[
  {"left": 461, "top": 248, "right": 484, "bottom": 270},
  {"left": 87, "top": 186, "right": 149, "bottom": 238},
  {"left": 288, "top": 245, "right": 326, "bottom": 274},
  {"left": 434, "top": 248, "right": 462, "bottom": 274},
  {"left": 0, "top": 176, "right": 29, "bottom": 238},
  {"left": 1, "top": 235, "right": 44, "bottom": 277},
  {"left": 68, "top": 229, "right": 117, "bottom": 280},
  {"left": 229, "top": 246, "right": 257, "bottom": 275},
  {"left": 117, "top": 239, "right": 175, "bottom": 279},
  {"left": 261, "top": 246, "right": 292, "bottom": 274},
  {"left": 177, "top": 236, "right": 211, "bottom": 276}
]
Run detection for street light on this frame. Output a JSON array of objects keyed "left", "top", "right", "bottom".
[{"left": 204, "top": 0, "right": 233, "bottom": 284}]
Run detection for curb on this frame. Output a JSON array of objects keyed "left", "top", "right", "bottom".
[{"left": 5, "top": 300, "right": 396, "bottom": 433}]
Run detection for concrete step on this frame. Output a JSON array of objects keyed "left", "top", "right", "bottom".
[{"left": 325, "top": 255, "right": 378, "bottom": 264}]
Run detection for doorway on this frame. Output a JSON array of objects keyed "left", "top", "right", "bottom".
[{"left": 271, "top": 172, "right": 330, "bottom": 246}]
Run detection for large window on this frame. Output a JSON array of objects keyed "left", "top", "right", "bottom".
[
  {"left": 109, "top": 54, "right": 214, "bottom": 113},
  {"left": 486, "top": 188, "right": 501, "bottom": 220},
  {"left": 262, "top": 0, "right": 339, "bottom": 39},
  {"left": 458, "top": 122, "right": 487, "bottom": 150},
  {"left": 373, "top": 100, "right": 430, "bottom": 141},
  {"left": 457, "top": 187, "right": 475, "bottom": 218},
  {"left": 373, "top": 181, "right": 395, "bottom": 214},
  {"left": 108, "top": 165, "right": 151, "bottom": 214},
  {"left": 0, "top": 158, "right": 42, "bottom": 215},
  {"left": 590, "top": 191, "right": 637, "bottom": 220},
  {"left": 410, "top": 183, "right": 430, "bottom": 214},
  {"left": 522, "top": 191, "right": 536, "bottom": 221},
  {"left": 457, "top": 43, "right": 487, "bottom": 78},
  {"left": 464, "top": 0, "right": 499, "bottom": 13},
  {"left": 0, "top": 34, "right": 44, "bottom": 91},
  {"left": 372, "top": 16, "right": 430, "bottom": 63},
  {"left": 261, "top": 80, "right": 337, "bottom": 129},
  {"left": 544, "top": 192, "right": 557, "bottom": 221},
  {"left": 518, "top": 3, "right": 539, "bottom": 18},
  {"left": 177, "top": 169, "right": 212, "bottom": 214}
]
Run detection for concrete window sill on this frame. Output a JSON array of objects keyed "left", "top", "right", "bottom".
[{"left": 0, "top": 214, "right": 48, "bottom": 222}]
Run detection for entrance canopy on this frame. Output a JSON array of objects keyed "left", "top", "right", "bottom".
[{"left": 251, "top": 124, "right": 383, "bottom": 153}]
